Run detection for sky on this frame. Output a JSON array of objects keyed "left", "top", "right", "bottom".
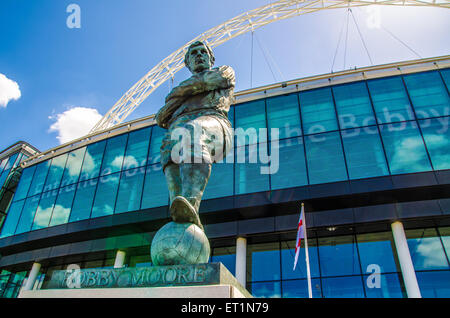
[{"left": 0, "top": 0, "right": 449, "bottom": 153}]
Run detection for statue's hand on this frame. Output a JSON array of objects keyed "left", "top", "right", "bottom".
[
  {"left": 203, "top": 65, "right": 235, "bottom": 90},
  {"left": 156, "top": 95, "right": 186, "bottom": 129}
]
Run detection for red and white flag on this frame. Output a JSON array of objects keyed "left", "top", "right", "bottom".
[{"left": 293, "top": 204, "right": 305, "bottom": 271}]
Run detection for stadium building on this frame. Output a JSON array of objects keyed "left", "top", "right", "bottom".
[{"left": 0, "top": 55, "right": 449, "bottom": 298}]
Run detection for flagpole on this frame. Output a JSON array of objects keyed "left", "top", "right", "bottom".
[{"left": 301, "top": 203, "right": 313, "bottom": 298}]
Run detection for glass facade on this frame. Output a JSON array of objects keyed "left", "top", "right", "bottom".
[
  {"left": 0, "top": 152, "right": 28, "bottom": 196},
  {"left": 0, "top": 270, "right": 27, "bottom": 298},
  {"left": 0, "top": 151, "right": 29, "bottom": 229},
  {"left": 1, "top": 68, "right": 449, "bottom": 238},
  {"left": 1, "top": 225, "right": 445, "bottom": 298},
  {"left": 246, "top": 227, "right": 449, "bottom": 298}
]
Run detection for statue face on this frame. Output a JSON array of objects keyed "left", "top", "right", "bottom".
[{"left": 187, "top": 44, "right": 212, "bottom": 74}]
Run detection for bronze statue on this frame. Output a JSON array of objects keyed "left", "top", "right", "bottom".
[{"left": 155, "top": 41, "right": 235, "bottom": 232}]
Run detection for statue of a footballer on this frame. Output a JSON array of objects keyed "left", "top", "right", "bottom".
[{"left": 155, "top": 41, "right": 235, "bottom": 232}]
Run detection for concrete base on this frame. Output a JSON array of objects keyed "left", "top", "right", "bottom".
[{"left": 19, "top": 284, "right": 248, "bottom": 298}]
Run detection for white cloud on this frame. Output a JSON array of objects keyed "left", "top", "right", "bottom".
[
  {"left": 120, "top": 155, "right": 140, "bottom": 170},
  {"left": 413, "top": 238, "right": 448, "bottom": 269},
  {"left": 390, "top": 136, "right": 429, "bottom": 173},
  {"left": 49, "top": 205, "right": 71, "bottom": 226},
  {"left": 80, "top": 151, "right": 96, "bottom": 174},
  {"left": 49, "top": 106, "right": 103, "bottom": 144},
  {"left": 0, "top": 73, "right": 21, "bottom": 108}
]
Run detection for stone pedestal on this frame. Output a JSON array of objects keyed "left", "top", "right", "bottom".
[
  {"left": 19, "top": 284, "right": 247, "bottom": 298},
  {"left": 18, "top": 262, "right": 252, "bottom": 298}
]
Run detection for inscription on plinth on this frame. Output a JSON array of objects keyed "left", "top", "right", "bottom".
[
  {"left": 43, "top": 262, "right": 251, "bottom": 298},
  {"left": 46, "top": 263, "right": 217, "bottom": 289}
]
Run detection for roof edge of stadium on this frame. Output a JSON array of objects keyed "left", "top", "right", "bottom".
[
  {"left": 20, "top": 54, "right": 450, "bottom": 169},
  {"left": 0, "top": 141, "right": 40, "bottom": 161},
  {"left": 234, "top": 54, "right": 450, "bottom": 103}
]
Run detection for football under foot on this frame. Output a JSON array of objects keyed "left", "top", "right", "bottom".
[{"left": 170, "top": 196, "right": 204, "bottom": 232}]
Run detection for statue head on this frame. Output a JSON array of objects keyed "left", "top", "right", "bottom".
[{"left": 184, "top": 41, "right": 215, "bottom": 74}]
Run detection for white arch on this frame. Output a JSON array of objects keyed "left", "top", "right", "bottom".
[{"left": 91, "top": 0, "right": 450, "bottom": 132}]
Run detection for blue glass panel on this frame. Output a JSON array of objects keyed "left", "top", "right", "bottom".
[
  {"left": 11, "top": 153, "right": 22, "bottom": 169},
  {"left": 91, "top": 173, "right": 120, "bottom": 218},
  {"left": 69, "top": 179, "right": 98, "bottom": 222},
  {"left": 304, "top": 132, "right": 347, "bottom": 184},
  {"left": 60, "top": 147, "right": 86, "bottom": 187},
  {"left": 228, "top": 105, "right": 234, "bottom": 127},
  {"left": 100, "top": 134, "right": 128, "bottom": 176},
  {"left": 440, "top": 69, "right": 450, "bottom": 91},
  {"left": 270, "top": 137, "right": 307, "bottom": 190},
  {"left": 416, "top": 271, "right": 450, "bottom": 298},
  {"left": 115, "top": 167, "right": 145, "bottom": 214},
  {"left": 439, "top": 227, "right": 450, "bottom": 263},
  {"left": 234, "top": 100, "right": 267, "bottom": 146},
  {"left": 404, "top": 71, "right": 450, "bottom": 119},
  {"left": 122, "top": 127, "right": 151, "bottom": 170},
  {"left": 79, "top": 141, "right": 106, "bottom": 181},
  {"left": 43, "top": 154, "right": 68, "bottom": 192},
  {"left": 210, "top": 247, "right": 236, "bottom": 276},
  {"left": 32, "top": 190, "right": 58, "bottom": 230},
  {"left": 0, "top": 169, "right": 11, "bottom": 190},
  {"left": 266, "top": 94, "right": 301, "bottom": 140},
  {"left": 203, "top": 163, "right": 233, "bottom": 200},
  {"left": 363, "top": 273, "right": 405, "bottom": 298},
  {"left": 15, "top": 195, "right": 40, "bottom": 234},
  {"left": 249, "top": 281, "right": 281, "bottom": 298},
  {"left": 234, "top": 144, "right": 270, "bottom": 195},
  {"left": 367, "top": 76, "right": 415, "bottom": 124},
  {"left": 319, "top": 235, "right": 361, "bottom": 277},
  {"left": 406, "top": 228, "right": 449, "bottom": 271},
  {"left": 0, "top": 274, "right": 10, "bottom": 296},
  {"left": 49, "top": 184, "right": 76, "bottom": 226},
  {"left": 0, "top": 200, "right": 25, "bottom": 238},
  {"left": 341, "top": 127, "right": 389, "bottom": 179},
  {"left": 282, "top": 279, "right": 322, "bottom": 298},
  {"left": 13, "top": 165, "right": 36, "bottom": 201},
  {"left": 281, "top": 239, "right": 320, "bottom": 279},
  {"left": 357, "top": 232, "right": 399, "bottom": 273},
  {"left": 148, "top": 126, "right": 165, "bottom": 165},
  {"left": 141, "top": 163, "right": 169, "bottom": 209},
  {"left": 419, "top": 117, "right": 450, "bottom": 170},
  {"left": 3, "top": 153, "right": 18, "bottom": 171},
  {"left": 249, "top": 243, "right": 280, "bottom": 282},
  {"left": 380, "top": 121, "right": 432, "bottom": 174},
  {"left": 28, "top": 161, "right": 50, "bottom": 197},
  {"left": 321, "top": 276, "right": 365, "bottom": 298},
  {"left": 210, "top": 253, "right": 236, "bottom": 274},
  {"left": 0, "top": 157, "right": 7, "bottom": 173},
  {"left": 299, "top": 87, "right": 338, "bottom": 135},
  {"left": 333, "top": 82, "right": 376, "bottom": 128}
]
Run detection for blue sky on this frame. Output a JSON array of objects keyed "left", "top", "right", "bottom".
[{"left": 0, "top": 0, "right": 449, "bottom": 153}]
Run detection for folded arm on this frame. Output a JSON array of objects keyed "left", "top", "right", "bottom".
[{"left": 165, "top": 66, "right": 235, "bottom": 102}]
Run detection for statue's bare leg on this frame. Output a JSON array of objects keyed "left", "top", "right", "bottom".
[
  {"left": 170, "top": 162, "right": 211, "bottom": 231},
  {"left": 164, "top": 163, "right": 182, "bottom": 208}
]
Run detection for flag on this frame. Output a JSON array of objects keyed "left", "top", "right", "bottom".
[{"left": 293, "top": 204, "right": 305, "bottom": 271}]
